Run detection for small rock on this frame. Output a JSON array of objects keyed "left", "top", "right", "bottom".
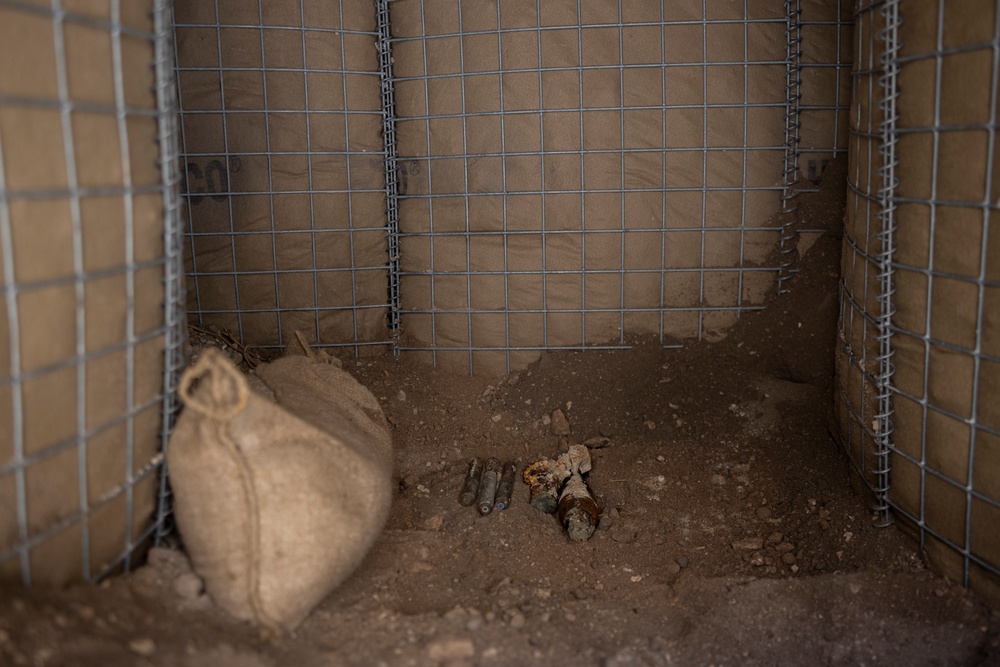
[
  {"left": 676, "top": 556, "right": 689, "bottom": 569},
  {"left": 173, "top": 573, "right": 204, "bottom": 600},
  {"left": 491, "top": 414, "right": 502, "bottom": 423},
  {"left": 128, "top": 638, "right": 157, "bottom": 657},
  {"left": 666, "top": 561, "right": 681, "bottom": 575},
  {"left": 230, "top": 353, "right": 244, "bottom": 367},
  {"left": 550, "top": 409, "right": 571, "bottom": 436},
  {"left": 426, "top": 637, "right": 475, "bottom": 662},
  {"left": 541, "top": 414, "right": 552, "bottom": 426},
  {"left": 508, "top": 611, "right": 526, "bottom": 629},
  {"left": 643, "top": 420, "right": 656, "bottom": 430},
  {"left": 755, "top": 506, "right": 772, "bottom": 519},
  {"left": 423, "top": 515, "right": 444, "bottom": 531},
  {"left": 443, "top": 606, "right": 467, "bottom": 622},
  {"left": 849, "top": 583, "right": 862, "bottom": 595},
  {"left": 397, "top": 390, "right": 407, "bottom": 402},
  {"left": 711, "top": 474, "right": 726, "bottom": 486},
  {"left": 466, "top": 617, "right": 484, "bottom": 631},
  {"left": 776, "top": 542, "right": 795, "bottom": 553},
  {"left": 75, "top": 606, "right": 95, "bottom": 621},
  {"left": 573, "top": 588, "right": 588, "bottom": 600},
  {"left": 731, "top": 537, "right": 764, "bottom": 551},
  {"left": 611, "top": 527, "right": 636, "bottom": 544},
  {"left": 781, "top": 552, "right": 796, "bottom": 565},
  {"left": 147, "top": 547, "right": 191, "bottom": 572},
  {"left": 767, "top": 532, "right": 783, "bottom": 544}
]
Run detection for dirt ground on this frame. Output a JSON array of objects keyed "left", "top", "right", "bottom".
[{"left": 2, "top": 169, "right": 999, "bottom": 666}]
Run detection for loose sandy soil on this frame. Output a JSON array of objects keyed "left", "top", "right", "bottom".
[{"left": 1, "top": 169, "right": 998, "bottom": 666}]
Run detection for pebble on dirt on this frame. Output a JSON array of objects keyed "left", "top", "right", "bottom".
[
  {"left": 550, "top": 409, "right": 571, "bottom": 436},
  {"left": 732, "top": 537, "right": 765, "bottom": 551},
  {"left": 128, "top": 637, "right": 157, "bottom": 657}
]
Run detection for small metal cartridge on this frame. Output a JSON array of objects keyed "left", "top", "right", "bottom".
[
  {"left": 459, "top": 457, "right": 484, "bottom": 507},
  {"left": 477, "top": 457, "right": 501, "bottom": 515},
  {"left": 494, "top": 461, "right": 517, "bottom": 510}
]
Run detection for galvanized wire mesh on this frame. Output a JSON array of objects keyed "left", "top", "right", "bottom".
[
  {"left": 836, "top": 0, "right": 893, "bottom": 519},
  {"left": 0, "top": 0, "right": 184, "bottom": 584},
  {"left": 839, "top": 0, "right": 1000, "bottom": 595},
  {"left": 172, "top": 0, "right": 393, "bottom": 356},
  {"left": 885, "top": 0, "right": 1000, "bottom": 592},
  {"left": 387, "top": 0, "right": 848, "bottom": 375}
]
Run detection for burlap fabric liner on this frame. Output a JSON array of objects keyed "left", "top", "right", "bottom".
[
  {"left": 173, "top": 0, "right": 389, "bottom": 346},
  {"left": 167, "top": 336, "right": 393, "bottom": 630},
  {"left": 175, "top": 0, "right": 844, "bottom": 374},
  {"left": 889, "top": 0, "right": 1000, "bottom": 601},
  {"left": 838, "top": 0, "right": 1000, "bottom": 602},
  {"left": 0, "top": 2, "right": 165, "bottom": 584}
]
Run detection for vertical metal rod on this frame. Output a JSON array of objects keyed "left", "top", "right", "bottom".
[
  {"left": 0, "top": 102, "right": 30, "bottom": 586},
  {"left": 50, "top": 0, "right": 92, "bottom": 579},
  {"left": 873, "top": 0, "right": 901, "bottom": 527},
  {"left": 155, "top": 0, "right": 186, "bottom": 548},
  {"left": 109, "top": 0, "right": 138, "bottom": 569},
  {"left": 376, "top": 0, "right": 402, "bottom": 353},
  {"left": 776, "top": 0, "right": 802, "bottom": 295}
]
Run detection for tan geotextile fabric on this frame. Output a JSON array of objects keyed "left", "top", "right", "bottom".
[
  {"left": 167, "top": 344, "right": 393, "bottom": 631},
  {"left": 389, "top": 0, "right": 841, "bottom": 374},
  {"left": 0, "top": 3, "right": 165, "bottom": 584},
  {"left": 888, "top": 0, "right": 1000, "bottom": 601},
  {"left": 798, "top": 0, "right": 853, "bottom": 181},
  {"left": 173, "top": 0, "right": 389, "bottom": 347}
]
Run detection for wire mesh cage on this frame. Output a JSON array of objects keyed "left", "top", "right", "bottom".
[
  {"left": 838, "top": 0, "right": 1000, "bottom": 595},
  {"left": 388, "top": 0, "right": 833, "bottom": 375},
  {"left": 885, "top": 0, "right": 1000, "bottom": 594},
  {"left": 0, "top": 0, "right": 184, "bottom": 584},
  {"left": 1, "top": 0, "right": 995, "bottom": 603},
  {"left": 173, "top": 0, "right": 394, "bottom": 357}
]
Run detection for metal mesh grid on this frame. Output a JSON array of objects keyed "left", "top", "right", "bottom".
[
  {"left": 838, "top": 0, "right": 1000, "bottom": 593},
  {"left": 0, "top": 0, "right": 183, "bottom": 584},
  {"left": 884, "top": 0, "right": 1000, "bottom": 590},
  {"left": 798, "top": 0, "right": 853, "bottom": 182},
  {"left": 173, "top": 0, "right": 393, "bottom": 356},
  {"left": 388, "top": 0, "right": 798, "bottom": 374},
  {"left": 836, "top": 0, "right": 892, "bottom": 518}
]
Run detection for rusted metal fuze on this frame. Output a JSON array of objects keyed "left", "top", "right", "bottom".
[
  {"left": 494, "top": 461, "right": 518, "bottom": 510},
  {"left": 477, "top": 457, "right": 501, "bottom": 515},
  {"left": 557, "top": 474, "right": 599, "bottom": 541},
  {"left": 459, "top": 457, "right": 484, "bottom": 507},
  {"left": 557, "top": 445, "right": 597, "bottom": 541},
  {"left": 522, "top": 459, "right": 567, "bottom": 514},
  {"left": 524, "top": 444, "right": 598, "bottom": 540}
]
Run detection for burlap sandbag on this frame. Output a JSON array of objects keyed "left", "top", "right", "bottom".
[{"left": 166, "top": 340, "right": 393, "bottom": 631}]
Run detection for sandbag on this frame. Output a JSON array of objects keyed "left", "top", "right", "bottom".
[{"left": 166, "top": 341, "right": 393, "bottom": 631}]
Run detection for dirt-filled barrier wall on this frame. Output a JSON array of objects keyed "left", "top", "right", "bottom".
[
  {"left": 838, "top": 0, "right": 1000, "bottom": 600},
  {"left": 173, "top": 0, "right": 392, "bottom": 355},
  {"left": 175, "top": 0, "right": 851, "bottom": 376},
  {"left": 390, "top": 0, "right": 851, "bottom": 374},
  {"left": 0, "top": 0, "right": 184, "bottom": 584}
]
